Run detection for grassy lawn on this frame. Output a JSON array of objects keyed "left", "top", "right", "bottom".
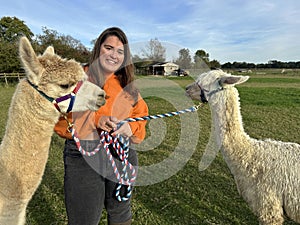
[{"left": 0, "top": 71, "right": 299, "bottom": 225}]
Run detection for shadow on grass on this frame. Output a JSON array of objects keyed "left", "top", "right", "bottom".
[{"left": 132, "top": 155, "right": 259, "bottom": 225}]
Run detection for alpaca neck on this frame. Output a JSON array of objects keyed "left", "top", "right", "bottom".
[
  {"left": 0, "top": 80, "right": 59, "bottom": 200},
  {"left": 0, "top": 80, "right": 59, "bottom": 158},
  {"left": 210, "top": 87, "right": 250, "bottom": 152}
]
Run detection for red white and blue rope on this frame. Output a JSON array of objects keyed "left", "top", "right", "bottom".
[
  {"left": 69, "top": 104, "right": 201, "bottom": 201},
  {"left": 71, "top": 127, "right": 136, "bottom": 201}
]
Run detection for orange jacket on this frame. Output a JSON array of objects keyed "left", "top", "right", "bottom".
[{"left": 54, "top": 74, "right": 148, "bottom": 144}]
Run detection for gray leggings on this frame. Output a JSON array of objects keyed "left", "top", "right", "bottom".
[{"left": 63, "top": 139, "right": 137, "bottom": 225}]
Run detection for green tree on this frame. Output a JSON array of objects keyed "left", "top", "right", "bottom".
[
  {"left": 0, "top": 41, "right": 20, "bottom": 72},
  {"left": 35, "top": 27, "right": 90, "bottom": 63},
  {"left": 194, "top": 49, "right": 209, "bottom": 65},
  {"left": 209, "top": 59, "right": 221, "bottom": 69},
  {"left": 0, "top": 16, "right": 34, "bottom": 72},
  {"left": 0, "top": 16, "right": 33, "bottom": 42},
  {"left": 174, "top": 48, "right": 192, "bottom": 69}
]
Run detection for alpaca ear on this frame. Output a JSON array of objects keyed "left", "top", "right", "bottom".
[
  {"left": 19, "top": 36, "right": 44, "bottom": 85},
  {"left": 220, "top": 75, "right": 249, "bottom": 86},
  {"left": 43, "top": 46, "right": 55, "bottom": 55}
]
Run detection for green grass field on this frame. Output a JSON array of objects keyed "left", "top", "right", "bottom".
[{"left": 0, "top": 72, "right": 299, "bottom": 225}]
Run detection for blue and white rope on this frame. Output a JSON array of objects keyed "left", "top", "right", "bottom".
[{"left": 119, "top": 105, "right": 200, "bottom": 124}]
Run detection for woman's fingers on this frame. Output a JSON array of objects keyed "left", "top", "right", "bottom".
[
  {"left": 98, "top": 116, "right": 132, "bottom": 137},
  {"left": 98, "top": 116, "right": 117, "bottom": 131},
  {"left": 111, "top": 122, "right": 132, "bottom": 138}
]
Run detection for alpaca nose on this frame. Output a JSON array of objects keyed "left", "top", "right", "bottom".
[
  {"left": 100, "top": 90, "right": 105, "bottom": 98},
  {"left": 97, "top": 91, "right": 106, "bottom": 106},
  {"left": 185, "top": 85, "right": 191, "bottom": 91}
]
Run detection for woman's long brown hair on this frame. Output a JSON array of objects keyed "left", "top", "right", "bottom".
[{"left": 88, "top": 27, "right": 138, "bottom": 102}]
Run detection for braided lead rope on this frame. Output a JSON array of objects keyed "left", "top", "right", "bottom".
[
  {"left": 119, "top": 104, "right": 201, "bottom": 125},
  {"left": 112, "top": 133, "right": 137, "bottom": 201},
  {"left": 71, "top": 128, "right": 101, "bottom": 156},
  {"left": 71, "top": 104, "right": 202, "bottom": 156},
  {"left": 69, "top": 103, "right": 202, "bottom": 201},
  {"left": 71, "top": 127, "right": 136, "bottom": 201},
  {"left": 71, "top": 128, "right": 136, "bottom": 183}
]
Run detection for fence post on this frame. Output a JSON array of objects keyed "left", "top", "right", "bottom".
[{"left": 4, "top": 73, "right": 8, "bottom": 86}]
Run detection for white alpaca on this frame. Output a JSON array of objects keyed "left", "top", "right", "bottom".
[
  {"left": 186, "top": 70, "right": 300, "bottom": 225},
  {"left": 0, "top": 37, "right": 105, "bottom": 225}
]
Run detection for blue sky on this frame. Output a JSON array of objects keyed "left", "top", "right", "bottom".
[{"left": 1, "top": 0, "right": 300, "bottom": 63}]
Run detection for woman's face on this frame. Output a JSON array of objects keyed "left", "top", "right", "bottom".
[{"left": 99, "top": 35, "right": 125, "bottom": 75}]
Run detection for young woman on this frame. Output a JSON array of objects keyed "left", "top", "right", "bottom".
[{"left": 54, "top": 27, "right": 148, "bottom": 225}]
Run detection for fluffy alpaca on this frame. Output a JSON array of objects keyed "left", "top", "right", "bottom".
[
  {"left": 186, "top": 70, "right": 300, "bottom": 225},
  {"left": 0, "top": 37, "right": 105, "bottom": 225}
]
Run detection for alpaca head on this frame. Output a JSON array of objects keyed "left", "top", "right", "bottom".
[
  {"left": 19, "top": 36, "right": 106, "bottom": 112},
  {"left": 186, "top": 70, "right": 249, "bottom": 102}
]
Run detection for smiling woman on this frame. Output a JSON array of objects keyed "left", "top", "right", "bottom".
[
  {"left": 100, "top": 38, "right": 125, "bottom": 75},
  {"left": 54, "top": 27, "right": 149, "bottom": 225}
]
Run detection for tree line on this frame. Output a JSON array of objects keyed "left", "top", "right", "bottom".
[
  {"left": 222, "top": 60, "right": 300, "bottom": 69},
  {"left": 0, "top": 16, "right": 90, "bottom": 73},
  {"left": 1, "top": 16, "right": 299, "bottom": 73}
]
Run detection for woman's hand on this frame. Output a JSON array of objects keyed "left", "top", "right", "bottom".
[
  {"left": 97, "top": 116, "right": 118, "bottom": 132},
  {"left": 111, "top": 122, "right": 133, "bottom": 138},
  {"left": 97, "top": 116, "right": 133, "bottom": 138}
]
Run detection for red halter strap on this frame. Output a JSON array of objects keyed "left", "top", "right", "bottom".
[{"left": 53, "top": 80, "right": 83, "bottom": 113}]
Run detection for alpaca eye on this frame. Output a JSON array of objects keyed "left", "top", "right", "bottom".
[
  {"left": 59, "top": 82, "right": 76, "bottom": 89},
  {"left": 59, "top": 84, "right": 69, "bottom": 89}
]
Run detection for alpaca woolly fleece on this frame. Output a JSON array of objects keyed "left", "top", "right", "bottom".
[
  {"left": 186, "top": 70, "right": 300, "bottom": 225},
  {"left": 0, "top": 37, "right": 105, "bottom": 225}
]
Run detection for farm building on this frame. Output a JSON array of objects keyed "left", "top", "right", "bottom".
[
  {"left": 134, "top": 61, "right": 180, "bottom": 75},
  {"left": 151, "top": 62, "right": 179, "bottom": 75}
]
